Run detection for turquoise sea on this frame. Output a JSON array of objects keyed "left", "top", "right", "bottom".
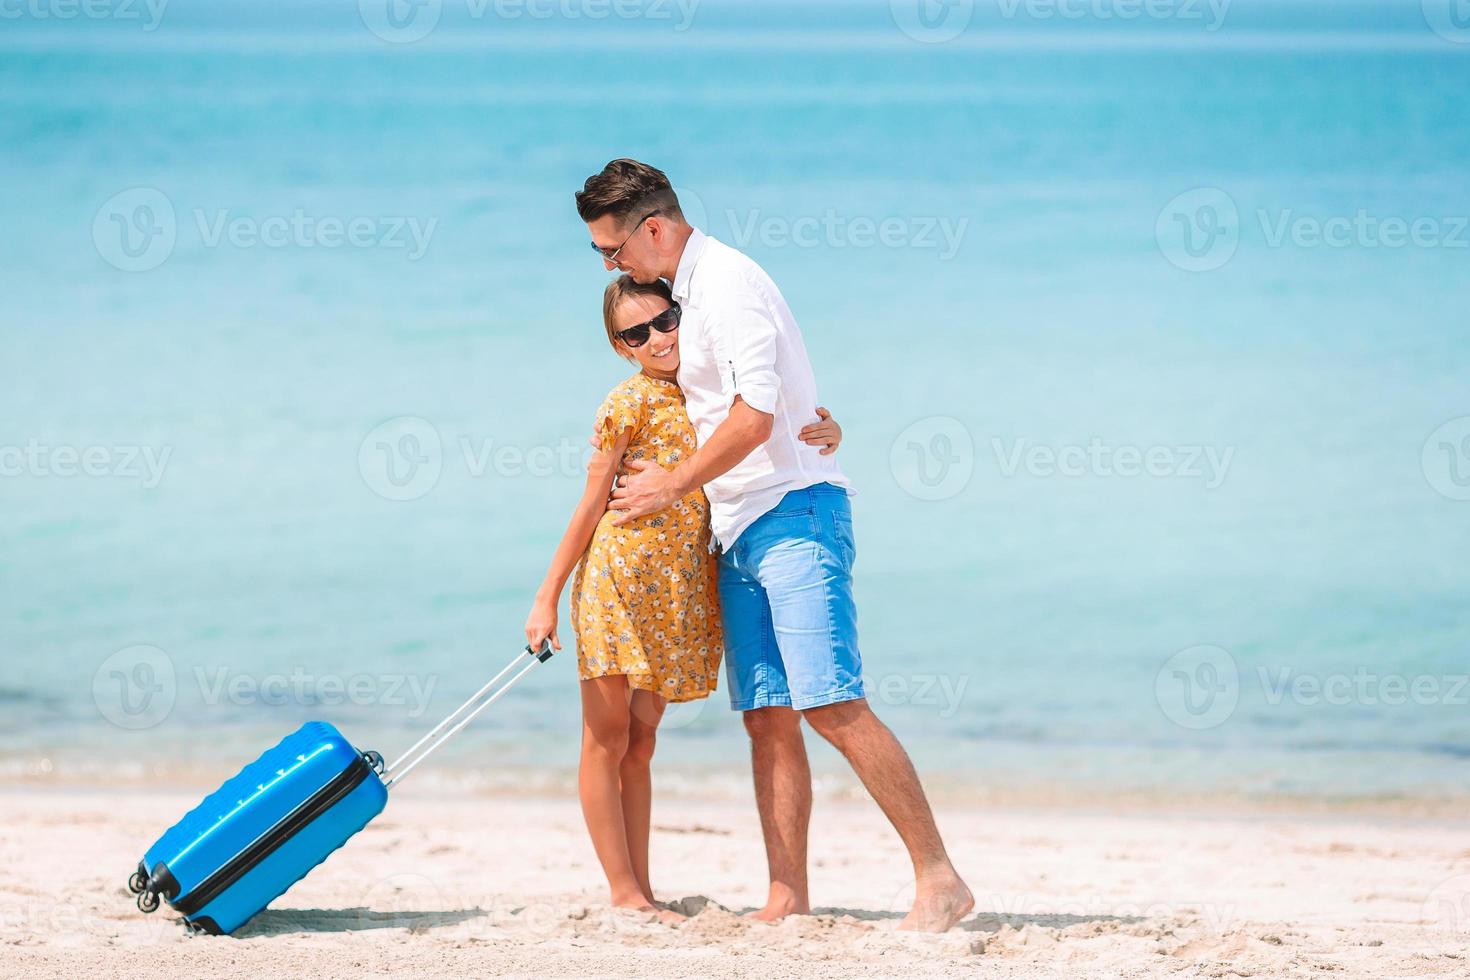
[{"left": 3, "top": 1, "right": 1469, "bottom": 808}]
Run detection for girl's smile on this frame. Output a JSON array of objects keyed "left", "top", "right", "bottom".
[{"left": 611, "top": 291, "right": 681, "bottom": 379}]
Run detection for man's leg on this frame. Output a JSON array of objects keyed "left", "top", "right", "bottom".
[
  {"left": 718, "top": 525, "right": 813, "bottom": 921},
  {"left": 752, "top": 485, "right": 971, "bottom": 931},
  {"left": 803, "top": 698, "right": 973, "bottom": 932},
  {"left": 744, "top": 705, "right": 812, "bottom": 920}
]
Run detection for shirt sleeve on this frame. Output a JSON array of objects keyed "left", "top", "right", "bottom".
[{"left": 715, "top": 288, "right": 781, "bottom": 416}]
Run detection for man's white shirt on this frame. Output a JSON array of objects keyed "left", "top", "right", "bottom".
[{"left": 671, "top": 228, "right": 851, "bottom": 549}]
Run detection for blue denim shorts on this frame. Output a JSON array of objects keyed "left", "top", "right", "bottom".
[{"left": 717, "top": 483, "right": 864, "bottom": 712}]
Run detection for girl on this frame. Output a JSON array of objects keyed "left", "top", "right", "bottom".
[{"left": 524, "top": 275, "right": 841, "bottom": 919}]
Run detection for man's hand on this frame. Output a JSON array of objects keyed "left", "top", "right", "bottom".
[{"left": 609, "top": 459, "right": 685, "bottom": 525}]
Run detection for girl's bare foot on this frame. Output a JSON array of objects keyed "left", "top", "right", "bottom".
[
  {"left": 611, "top": 890, "right": 658, "bottom": 912},
  {"left": 646, "top": 893, "right": 688, "bottom": 924},
  {"left": 610, "top": 892, "right": 684, "bottom": 925}
]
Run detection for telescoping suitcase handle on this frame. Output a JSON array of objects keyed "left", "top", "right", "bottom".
[{"left": 380, "top": 640, "right": 554, "bottom": 789}]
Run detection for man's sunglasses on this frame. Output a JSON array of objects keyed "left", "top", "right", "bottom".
[
  {"left": 590, "top": 209, "right": 660, "bottom": 262},
  {"left": 616, "top": 303, "right": 681, "bottom": 348}
]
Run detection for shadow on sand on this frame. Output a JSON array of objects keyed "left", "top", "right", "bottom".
[
  {"left": 677, "top": 896, "right": 1142, "bottom": 933},
  {"left": 232, "top": 898, "right": 1143, "bottom": 937},
  {"left": 234, "top": 907, "right": 488, "bottom": 937}
]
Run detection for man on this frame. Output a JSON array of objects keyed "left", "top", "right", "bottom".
[{"left": 575, "top": 159, "right": 973, "bottom": 933}]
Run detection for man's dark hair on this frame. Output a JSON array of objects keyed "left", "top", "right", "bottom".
[{"left": 575, "top": 158, "right": 684, "bottom": 226}]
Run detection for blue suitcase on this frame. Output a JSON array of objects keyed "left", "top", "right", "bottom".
[{"left": 127, "top": 642, "right": 553, "bottom": 935}]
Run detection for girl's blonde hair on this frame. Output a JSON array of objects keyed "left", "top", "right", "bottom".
[{"left": 602, "top": 275, "right": 674, "bottom": 358}]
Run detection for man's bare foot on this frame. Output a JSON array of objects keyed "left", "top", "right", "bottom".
[
  {"left": 898, "top": 872, "right": 974, "bottom": 933},
  {"left": 744, "top": 886, "right": 810, "bottom": 923}
]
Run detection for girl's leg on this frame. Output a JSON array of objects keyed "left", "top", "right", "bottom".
[
  {"left": 579, "top": 675, "right": 650, "bottom": 909},
  {"left": 622, "top": 688, "right": 668, "bottom": 905}
]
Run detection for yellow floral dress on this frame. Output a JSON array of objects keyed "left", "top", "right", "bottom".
[{"left": 569, "top": 371, "right": 722, "bottom": 702}]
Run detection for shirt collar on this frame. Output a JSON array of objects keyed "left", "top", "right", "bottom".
[{"left": 670, "top": 226, "right": 707, "bottom": 303}]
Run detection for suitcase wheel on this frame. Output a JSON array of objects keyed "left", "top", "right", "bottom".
[
  {"left": 128, "top": 869, "right": 148, "bottom": 895},
  {"left": 136, "top": 889, "right": 161, "bottom": 914}
]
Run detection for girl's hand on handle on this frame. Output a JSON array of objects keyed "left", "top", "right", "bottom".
[
  {"left": 799, "top": 406, "right": 843, "bottom": 456},
  {"left": 524, "top": 600, "right": 562, "bottom": 652}
]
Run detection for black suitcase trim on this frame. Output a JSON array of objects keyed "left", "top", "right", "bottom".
[{"left": 173, "top": 753, "right": 375, "bottom": 919}]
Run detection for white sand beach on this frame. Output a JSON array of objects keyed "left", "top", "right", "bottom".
[{"left": 4, "top": 786, "right": 1468, "bottom": 979}]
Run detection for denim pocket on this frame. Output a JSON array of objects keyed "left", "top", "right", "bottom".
[{"left": 832, "top": 511, "right": 856, "bottom": 569}]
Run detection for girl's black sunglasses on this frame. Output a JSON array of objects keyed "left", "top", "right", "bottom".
[{"left": 617, "top": 302, "right": 682, "bottom": 348}]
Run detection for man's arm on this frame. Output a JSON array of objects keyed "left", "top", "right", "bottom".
[{"left": 608, "top": 395, "right": 770, "bottom": 524}]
